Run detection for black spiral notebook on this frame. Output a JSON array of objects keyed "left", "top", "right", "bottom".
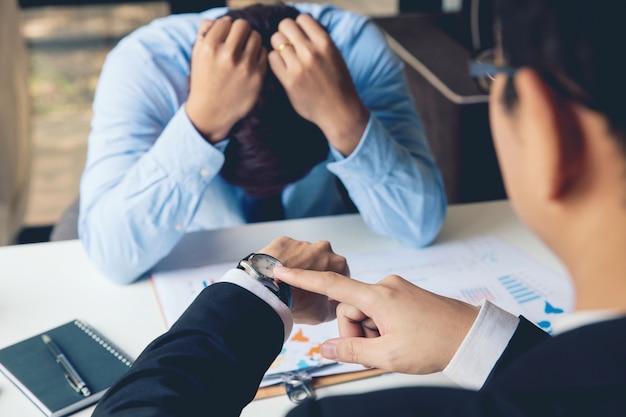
[{"left": 0, "top": 319, "right": 134, "bottom": 417}]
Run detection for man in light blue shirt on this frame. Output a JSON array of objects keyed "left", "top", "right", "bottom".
[{"left": 79, "top": 3, "right": 446, "bottom": 284}]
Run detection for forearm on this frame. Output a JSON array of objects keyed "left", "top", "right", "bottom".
[
  {"left": 80, "top": 108, "right": 225, "bottom": 283},
  {"left": 328, "top": 115, "right": 446, "bottom": 248},
  {"left": 328, "top": 15, "right": 446, "bottom": 247},
  {"left": 92, "top": 280, "right": 286, "bottom": 417}
]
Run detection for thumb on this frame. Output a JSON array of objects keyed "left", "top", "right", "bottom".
[{"left": 321, "top": 337, "right": 385, "bottom": 369}]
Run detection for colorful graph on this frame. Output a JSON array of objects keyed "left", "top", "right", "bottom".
[
  {"left": 265, "top": 325, "right": 336, "bottom": 379},
  {"left": 460, "top": 286, "right": 496, "bottom": 304},
  {"left": 497, "top": 274, "right": 567, "bottom": 334},
  {"left": 498, "top": 274, "right": 542, "bottom": 304}
]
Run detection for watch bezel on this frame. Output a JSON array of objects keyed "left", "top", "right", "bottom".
[{"left": 237, "top": 253, "right": 292, "bottom": 309}]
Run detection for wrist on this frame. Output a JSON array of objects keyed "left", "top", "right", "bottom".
[
  {"left": 320, "top": 104, "right": 369, "bottom": 156},
  {"left": 237, "top": 253, "right": 293, "bottom": 310},
  {"left": 184, "top": 101, "right": 232, "bottom": 144}
]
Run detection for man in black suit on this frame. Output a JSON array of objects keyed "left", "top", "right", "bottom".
[{"left": 93, "top": 0, "right": 626, "bottom": 415}]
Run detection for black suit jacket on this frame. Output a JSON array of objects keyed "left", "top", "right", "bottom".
[{"left": 92, "top": 282, "right": 626, "bottom": 417}]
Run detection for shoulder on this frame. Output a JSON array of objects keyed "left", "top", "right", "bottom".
[
  {"left": 110, "top": 7, "right": 228, "bottom": 62},
  {"left": 293, "top": 3, "right": 380, "bottom": 48}
]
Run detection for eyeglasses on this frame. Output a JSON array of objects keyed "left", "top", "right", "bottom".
[{"left": 468, "top": 48, "right": 517, "bottom": 94}]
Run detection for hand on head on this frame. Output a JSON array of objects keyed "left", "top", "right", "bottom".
[
  {"left": 186, "top": 17, "right": 267, "bottom": 143},
  {"left": 268, "top": 14, "right": 369, "bottom": 156},
  {"left": 275, "top": 266, "right": 480, "bottom": 375},
  {"left": 259, "top": 236, "right": 348, "bottom": 324},
  {"left": 186, "top": 14, "right": 369, "bottom": 156}
]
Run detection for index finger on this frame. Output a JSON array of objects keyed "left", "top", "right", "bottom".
[{"left": 274, "top": 266, "right": 371, "bottom": 307}]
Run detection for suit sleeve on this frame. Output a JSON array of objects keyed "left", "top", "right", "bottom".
[
  {"left": 92, "top": 282, "right": 285, "bottom": 417},
  {"left": 484, "top": 316, "right": 551, "bottom": 382}
]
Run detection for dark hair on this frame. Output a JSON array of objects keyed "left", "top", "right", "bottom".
[
  {"left": 220, "top": 3, "right": 329, "bottom": 198},
  {"left": 494, "top": 0, "right": 626, "bottom": 155}
]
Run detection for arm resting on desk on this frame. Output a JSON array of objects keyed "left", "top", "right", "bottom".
[{"left": 92, "top": 282, "right": 285, "bottom": 417}]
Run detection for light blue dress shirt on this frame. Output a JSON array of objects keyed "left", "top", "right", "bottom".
[{"left": 79, "top": 3, "right": 447, "bottom": 284}]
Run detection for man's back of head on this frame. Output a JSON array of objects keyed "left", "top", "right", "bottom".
[
  {"left": 495, "top": 0, "right": 626, "bottom": 158},
  {"left": 220, "top": 3, "right": 329, "bottom": 198}
]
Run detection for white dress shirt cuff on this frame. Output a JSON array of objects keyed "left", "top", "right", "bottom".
[
  {"left": 219, "top": 269, "right": 294, "bottom": 343},
  {"left": 442, "top": 300, "right": 519, "bottom": 390}
]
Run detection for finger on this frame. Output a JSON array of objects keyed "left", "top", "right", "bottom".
[
  {"left": 204, "top": 15, "right": 232, "bottom": 45},
  {"left": 196, "top": 20, "right": 214, "bottom": 41},
  {"left": 336, "top": 304, "right": 368, "bottom": 338},
  {"left": 361, "top": 318, "right": 380, "bottom": 338},
  {"left": 268, "top": 32, "right": 288, "bottom": 70},
  {"left": 270, "top": 32, "right": 295, "bottom": 55},
  {"left": 294, "top": 13, "right": 329, "bottom": 44},
  {"left": 321, "top": 336, "right": 389, "bottom": 368},
  {"left": 243, "top": 30, "right": 265, "bottom": 65},
  {"left": 270, "top": 32, "right": 286, "bottom": 51},
  {"left": 277, "top": 17, "right": 311, "bottom": 45},
  {"left": 256, "top": 45, "right": 269, "bottom": 73},
  {"left": 268, "top": 50, "right": 287, "bottom": 81},
  {"left": 274, "top": 267, "right": 372, "bottom": 309},
  {"left": 224, "top": 18, "right": 252, "bottom": 55}
]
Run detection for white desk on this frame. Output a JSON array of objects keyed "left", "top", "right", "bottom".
[{"left": 0, "top": 200, "right": 567, "bottom": 416}]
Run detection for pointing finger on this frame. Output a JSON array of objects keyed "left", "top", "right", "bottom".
[{"left": 274, "top": 267, "right": 373, "bottom": 310}]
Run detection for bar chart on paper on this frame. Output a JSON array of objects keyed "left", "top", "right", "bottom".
[
  {"left": 151, "top": 235, "right": 574, "bottom": 383},
  {"left": 497, "top": 274, "right": 564, "bottom": 333}
]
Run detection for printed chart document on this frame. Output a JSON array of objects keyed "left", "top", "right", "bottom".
[{"left": 151, "top": 235, "right": 574, "bottom": 386}]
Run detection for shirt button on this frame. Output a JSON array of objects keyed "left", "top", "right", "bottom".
[
  {"left": 175, "top": 224, "right": 183, "bottom": 231},
  {"left": 200, "top": 168, "right": 210, "bottom": 177}
]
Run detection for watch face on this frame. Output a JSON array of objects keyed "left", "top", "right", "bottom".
[{"left": 250, "top": 254, "right": 282, "bottom": 278}]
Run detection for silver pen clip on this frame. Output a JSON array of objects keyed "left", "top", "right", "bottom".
[
  {"left": 42, "top": 334, "right": 92, "bottom": 397},
  {"left": 64, "top": 372, "right": 83, "bottom": 393}
]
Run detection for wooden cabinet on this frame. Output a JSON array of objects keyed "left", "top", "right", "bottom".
[{"left": 374, "top": 14, "right": 505, "bottom": 203}]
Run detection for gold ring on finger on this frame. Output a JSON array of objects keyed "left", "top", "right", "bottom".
[{"left": 276, "top": 41, "right": 293, "bottom": 52}]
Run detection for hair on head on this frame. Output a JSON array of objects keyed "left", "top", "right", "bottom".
[
  {"left": 220, "top": 3, "right": 329, "bottom": 198},
  {"left": 494, "top": 0, "right": 626, "bottom": 155}
]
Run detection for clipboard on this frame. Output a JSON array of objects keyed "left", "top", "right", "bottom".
[{"left": 255, "top": 368, "right": 388, "bottom": 401}]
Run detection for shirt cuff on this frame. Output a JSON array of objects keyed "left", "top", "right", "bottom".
[
  {"left": 219, "top": 269, "right": 293, "bottom": 343},
  {"left": 442, "top": 300, "right": 519, "bottom": 390}
]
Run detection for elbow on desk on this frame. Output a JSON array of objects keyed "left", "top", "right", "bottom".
[
  {"left": 397, "top": 217, "right": 443, "bottom": 249},
  {"left": 84, "top": 249, "right": 147, "bottom": 285},
  {"left": 78, "top": 233, "right": 148, "bottom": 285},
  {"left": 397, "top": 199, "right": 447, "bottom": 249},
  {"left": 372, "top": 210, "right": 445, "bottom": 250},
  {"left": 394, "top": 194, "right": 447, "bottom": 249}
]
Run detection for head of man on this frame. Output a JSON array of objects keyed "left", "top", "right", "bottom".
[
  {"left": 220, "top": 3, "right": 329, "bottom": 199},
  {"left": 486, "top": 0, "right": 626, "bottom": 253}
]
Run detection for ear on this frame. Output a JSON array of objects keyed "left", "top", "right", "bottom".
[{"left": 514, "top": 68, "right": 585, "bottom": 201}]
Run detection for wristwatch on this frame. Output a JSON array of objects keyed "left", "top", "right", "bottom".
[{"left": 237, "top": 253, "right": 292, "bottom": 309}]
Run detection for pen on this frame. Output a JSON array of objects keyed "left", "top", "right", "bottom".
[{"left": 41, "top": 334, "right": 92, "bottom": 397}]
